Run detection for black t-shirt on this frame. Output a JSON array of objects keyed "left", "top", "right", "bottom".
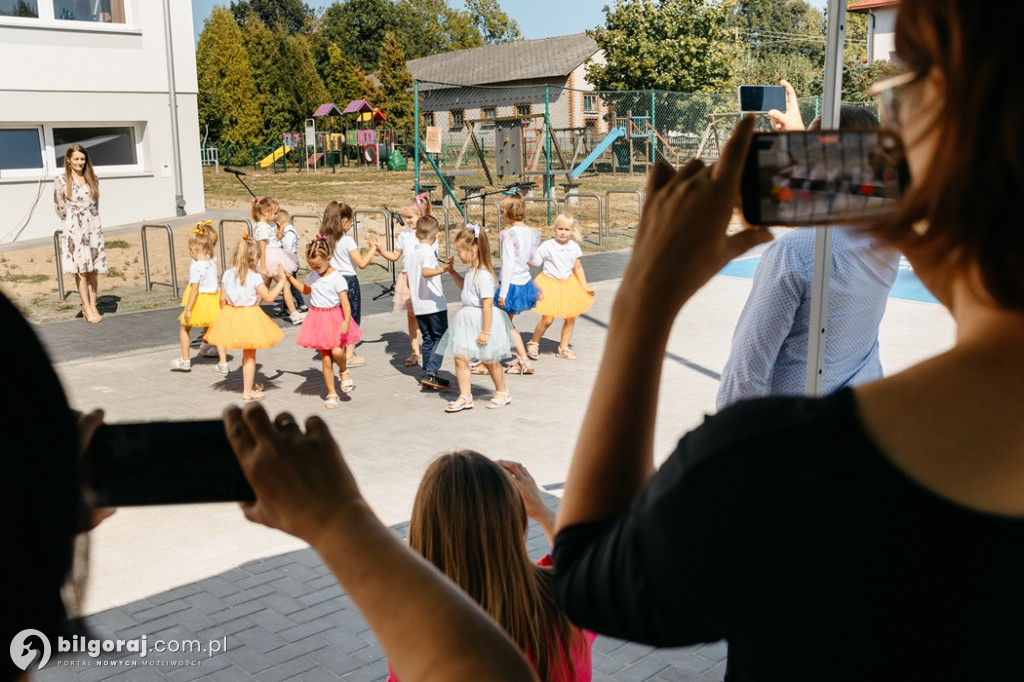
[{"left": 553, "top": 389, "right": 1024, "bottom": 681}]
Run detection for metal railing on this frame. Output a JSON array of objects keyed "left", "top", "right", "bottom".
[
  {"left": 523, "top": 196, "right": 561, "bottom": 225},
  {"left": 200, "top": 147, "right": 219, "bottom": 172},
  {"left": 463, "top": 200, "right": 503, "bottom": 232},
  {"left": 53, "top": 230, "right": 70, "bottom": 300},
  {"left": 353, "top": 207, "right": 394, "bottom": 278},
  {"left": 564, "top": 191, "right": 604, "bottom": 246},
  {"left": 432, "top": 204, "right": 455, "bottom": 259},
  {"left": 140, "top": 223, "right": 179, "bottom": 299},
  {"left": 604, "top": 189, "right": 644, "bottom": 235},
  {"left": 217, "top": 219, "right": 253, "bottom": 272}
]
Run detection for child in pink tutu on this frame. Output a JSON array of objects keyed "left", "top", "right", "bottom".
[
  {"left": 283, "top": 235, "right": 362, "bottom": 408},
  {"left": 253, "top": 196, "right": 303, "bottom": 325},
  {"left": 527, "top": 213, "right": 594, "bottom": 360}
]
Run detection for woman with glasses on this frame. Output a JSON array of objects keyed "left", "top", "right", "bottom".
[{"left": 552, "top": 1, "right": 1024, "bottom": 679}]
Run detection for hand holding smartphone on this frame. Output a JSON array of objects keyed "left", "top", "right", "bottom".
[{"left": 738, "top": 85, "right": 787, "bottom": 113}]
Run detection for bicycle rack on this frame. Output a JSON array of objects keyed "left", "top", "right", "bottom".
[
  {"left": 53, "top": 230, "right": 71, "bottom": 300},
  {"left": 141, "top": 223, "right": 180, "bottom": 299},
  {"left": 523, "top": 196, "right": 561, "bottom": 225},
  {"left": 217, "top": 219, "right": 253, "bottom": 273},
  {"left": 605, "top": 189, "right": 644, "bottom": 235},
  {"left": 564, "top": 192, "right": 604, "bottom": 246},
  {"left": 353, "top": 207, "right": 394, "bottom": 278}
]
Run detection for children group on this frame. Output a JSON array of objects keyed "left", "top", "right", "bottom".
[{"left": 171, "top": 192, "right": 595, "bottom": 412}]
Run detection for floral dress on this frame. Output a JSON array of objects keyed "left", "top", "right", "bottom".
[{"left": 54, "top": 173, "right": 107, "bottom": 274}]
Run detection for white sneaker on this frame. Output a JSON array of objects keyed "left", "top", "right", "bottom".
[
  {"left": 290, "top": 311, "right": 306, "bottom": 325},
  {"left": 213, "top": 363, "right": 230, "bottom": 374},
  {"left": 170, "top": 358, "right": 191, "bottom": 372}
]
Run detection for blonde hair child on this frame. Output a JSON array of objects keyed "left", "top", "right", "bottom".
[
  {"left": 321, "top": 200, "right": 377, "bottom": 366},
  {"left": 252, "top": 197, "right": 303, "bottom": 325},
  {"left": 170, "top": 222, "right": 229, "bottom": 372},
  {"left": 371, "top": 193, "right": 432, "bottom": 366},
  {"left": 495, "top": 193, "right": 540, "bottom": 374},
  {"left": 433, "top": 225, "right": 514, "bottom": 411},
  {"left": 283, "top": 236, "right": 362, "bottom": 408},
  {"left": 527, "top": 213, "right": 594, "bottom": 360},
  {"left": 203, "top": 234, "right": 287, "bottom": 402}
]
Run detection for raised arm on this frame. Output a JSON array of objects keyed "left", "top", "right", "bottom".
[
  {"left": 225, "top": 406, "right": 538, "bottom": 682},
  {"left": 350, "top": 241, "right": 378, "bottom": 269},
  {"left": 555, "top": 116, "right": 772, "bottom": 532}
]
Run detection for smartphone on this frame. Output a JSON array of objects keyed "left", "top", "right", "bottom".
[
  {"left": 738, "top": 85, "right": 787, "bottom": 113},
  {"left": 86, "top": 420, "right": 254, "bottom": 506},
  {"left": 741, "top": 129, "right": 908, "bottom": 226}
]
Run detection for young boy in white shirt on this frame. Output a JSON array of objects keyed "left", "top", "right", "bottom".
[
  {"left": 276, "top": 208, "right": 305, "bottom": 316},
  {"left": 406, "top": 215, "right": 451, "bottom": 389}
]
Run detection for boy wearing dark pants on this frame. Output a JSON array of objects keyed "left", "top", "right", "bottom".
[{"left": 407, "top": 216, "right": 451, "bottom": 389}]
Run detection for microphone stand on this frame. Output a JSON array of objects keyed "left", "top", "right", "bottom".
[
  {"left": 224, "top": 167, "right": 257, "bottom": 199},
  {"left": 471, "top": 182, "right": 533, "bottom": 228}
]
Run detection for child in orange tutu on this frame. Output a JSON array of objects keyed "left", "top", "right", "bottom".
[
  {"left": 282, "top": 235, "right": 362, "bottom": 408},
  {"left": 171, "top": 221, "right": 229, "bottom": 373},
  {"left": 203, "top": 234, "right": 287, "bottom": 402},
  {"left": 527, "top": 214, "right": 594, "bottom": 360}
]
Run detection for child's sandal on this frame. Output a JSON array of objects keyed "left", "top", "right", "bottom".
[
  {"left": 340, "top": 374, "right": 354, "bottom": 393},
  {"left": 486, "top": 391, "right": 511, "bottom": 409},
  {"left": 526, "top": 341, "right": 540, "bottom": 361},
  {"left": 445, "top": 395, "right": 474, "bottom": 412},
  {"left": 242, "top": 389, "right": 265, "bottom": 403},
  {"left": 403, "top": 353, "right": 421, "bottom": 367},
  {"left": 556, "top": 347, "right": 577, "bottom": 360},
  {"left": 325, "top": 393, "right": 339, "bottom": 409}
]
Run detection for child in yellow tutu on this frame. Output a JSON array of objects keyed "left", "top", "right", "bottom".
[
  {"left": 527, "top": 213, "right": 594, "bottom": 360},
  {"left": 171, "top": 221, "right": 229, "bottom": 373},
  {"left": 204, "top": 234, "right": 287, "bottom": 402}
]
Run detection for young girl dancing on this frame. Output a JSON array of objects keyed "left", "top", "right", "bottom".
[
  {"left": 283, "top": 235, "right": 362, "bottom": 408},
  {"left": 322, "top": 200, "right": 377, "bottom": 366},
  {"left": 372, "top": 194, "right": 431, "bottom": 366},
  {"left": 435, "top": 225, "right": 514, "bottom": 412},
  {"left": 171, "top": 222, "right": 229, "bottom": 373},
  {"left": 387, "top": 452, "right": 594, "bottom": 681},
  {"left": 528, "top": 213, "right": 595, "bottom": 360},
  {"left": 496, "top": 193, "right": 540, "bottom": 375},
  {"left": 203, "top": 234, "right": 287, "bottom": 402},
  {"left": 253, "top": 197, "right": 303, "bottom": 325}
]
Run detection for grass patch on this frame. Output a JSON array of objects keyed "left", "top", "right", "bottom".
[
  {"left": 0, "top": 273, "right": 48, "bottom": 284},
  {"left": 106, "top": 239, "right": 131, "bottom": 249},
  {"left": 108, "top": 267, "right": 126, "bottom": 279}
]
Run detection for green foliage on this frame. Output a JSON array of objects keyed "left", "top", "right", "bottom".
[
  {"left": 196, "top": 7, "right": 262, "bottom": 149},
  {"left": 730, "top": 50, "right": 818, "bottom": 95},
  {"left": 324, "top": 43, "right": 382, "bottom": 110},
  {"left": 377, "top": 32, "right": 416, "bottom": 135},
  {"left": 465, "top": 0, "right": 521, "bottom": 44},
  {"left": 809, "top": 58, "right": 902, "bottom": 103},
  {"left": 316, "top": 0, "right": 408, "bottom": 74},
  {"left": 729, "top": 0, "right": 825, "bottom": 63},
  {"left": 587, "top": 0, "right": 739, "bottom": 93},
  {"left": 106, "top": 239, "right": 130, "bottom": 249},
  {"left": 230, "top": 0, "right": 313, "bottom": 34},
  {"left": 397, "top": 0, "right": 483, "bottom": 59}
]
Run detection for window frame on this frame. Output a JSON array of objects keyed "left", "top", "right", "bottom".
[
  {"left": 0, "top": 0, "right": 133, "bottom": 30},
  {"left": 0, "top": 126, "right": 46, "bottom": 179},
  {"left": 583, "top": 94, "right": 599, "bottom": 114},
  {"left": 49, "top": 123, "right": 143, "bottom": 174},
  {"left": 450, "top": 109, "right": 465, "bottom": 130},
  {"left": 422, "top": 111, "right": 435, "bottom": 127},
  {"left": 516, "top": 103, "right": 532, "bottom": 117}
]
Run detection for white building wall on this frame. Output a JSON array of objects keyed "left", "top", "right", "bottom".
[
  {"left": 868, "top": 8, "right": 898, "bottom": 61},
  {"left": 0, "top": 0, "right": 204, "bottom": 245}
]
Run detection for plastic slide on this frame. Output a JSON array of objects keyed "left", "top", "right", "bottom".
[
  {"left": 257, "top": 145, "right": 288, "bottom": 169},
  {"left": 570, "top": 126, "right": 626, "bottom": 179}
]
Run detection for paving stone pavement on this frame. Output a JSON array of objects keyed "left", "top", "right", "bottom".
[{"left": 30, "top": 245, "right": 956, "bottom": 681}]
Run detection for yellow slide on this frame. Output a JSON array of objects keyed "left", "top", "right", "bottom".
[{"left": 257, "top": 145, "right": 288, "bottom": 169}]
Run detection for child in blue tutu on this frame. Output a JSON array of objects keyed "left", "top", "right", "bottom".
[
  {"left": 435, "top": 225, "right": 514, "bottom": 412},
  {"left": 495, "top": 193, "right": 540, "bottom": 375}
]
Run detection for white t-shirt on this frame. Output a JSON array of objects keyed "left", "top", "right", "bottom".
[
  {"left": 281, "top": 224, "right": 299, "bottom": 256},
  {"left": 188, "top": 258, "right": 220, "bottom": 294},
  {"left": 330, "top": 235, "right": 358, "bottom": 276},
  {"left": 221, "top": 268, "right": 264, "bottom": 306},
  {"left": 395, "top": 228, "right": 417, "bottom": 273},
  {"left": 304, "top": 270, "right": 349, "bottom": 309},
  {"left": 531, "top": 238, "right": 582, "bottom": 280},
  {"left": 498, "top": 225, "right": 540, "bottom": 297},
  {"left": 460, "top": 268, "right": 497, "bottom": 308},
  {"left": 253, "top": 221, "right": 279, "bottom": 247},
  {"left": 407, "top": 242, "right": 446, "bottom": 315}
]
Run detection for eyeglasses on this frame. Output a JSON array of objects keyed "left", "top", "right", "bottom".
[{"left": 868, "top": 71, "right": 919, "bottom": 132}]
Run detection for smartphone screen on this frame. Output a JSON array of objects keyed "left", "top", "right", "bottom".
[
  {"left": 741, "top": 130, "right": 907, "bottom": 226},
  {"left": 738, "top": 85, "right": 787, "bottom": 113},
  {"left": 86, "top": 420, "right": 254, "bottom": 506}
]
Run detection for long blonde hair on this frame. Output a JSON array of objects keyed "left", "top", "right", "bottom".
[
  {"left": 231, "top": 234, "right": 259, "bottom": 282},
  {"left": 188, "top": 223, "right": 216, "bottom": 260},
  {"left": 409, "top": 451, "right": 582, "bottom": 682},
  {"left": 63, "top": 144, "right": 99, "bottom": 199}
]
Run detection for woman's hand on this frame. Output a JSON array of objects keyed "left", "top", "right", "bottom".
[
  {"left": 768, "top": 79, "right": 805, "bottom": 132},
  {"left": 622, "top": 115, "right": 772, "bottom": 320},
  {"left": 497, "top": 460, "right": 557, "bottom": 545},
  {"left": 224, "top": 405, "right": 362, "bottom": 548}
]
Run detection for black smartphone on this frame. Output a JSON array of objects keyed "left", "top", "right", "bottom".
[
  {"left": 86, "top": 420, "right": 255, "bottom": 506},
  {"left": 740, "top": 129, "right": 908, "bottom": 226},
  {"left": 738, "top": 85, "right": 787, "bottom": 113}
]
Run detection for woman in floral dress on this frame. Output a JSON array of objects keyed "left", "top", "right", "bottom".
[{"left": 54, "top": 143, "right": 107, "bottom": 323}]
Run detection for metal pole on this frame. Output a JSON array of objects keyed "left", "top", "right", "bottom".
[
  {"left": 805, "top": 0, "right": 846, "bottom": 396},
  {"left": 414, "top": 80, "right": 420, "bottom": 193},
  {"left": 545, "top": 85, "right": 552, "bottom": 223},
  {"left": 650, "top": 90, "right": 656, "bottom": 165},
  {"left": 162, "top": 0, "right": 186, "bottom": 216}
]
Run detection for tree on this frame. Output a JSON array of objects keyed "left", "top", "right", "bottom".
[
  {"left": 324, "top": 43, "right": 383, "bottom": 109},
  {"left": 230, "top": 0, "right": 313, "bottom": 34},
  {"left": 316, "top": 0, "right": 409, "bottom": 74},
  {"left": 377, "top": 32, "right": 416, "bottom": 135},
  {"left": 586, "top": 0, "right": 739, "bottom": 93},
  {"left": 809, "top": 58, "right": 902, "bottom": 103},
  {"left": 196, "top": 7, "right": 262, "bottom": 150},
  {"left": 729, "top": 0, "right": 825, "bottom": 64},
  {"left": 465, "top": 0, "right": 521, "bottom": 44},
  {"left": 397, "top": 0, "right": 483, "bottom": 58}
]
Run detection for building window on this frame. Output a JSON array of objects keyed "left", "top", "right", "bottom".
[
  {"left": 482, "top": 107, "right": 496, "bottom": 120},
  {"left": 54, "top": 125, "right": 138, "bottom": 167},
  {"left": 1, "top": 1, "right": 38, "bottom": 17},
  {"left": 516, "top": 104, "right": 531, "bottom": 117},
  {"left": 0, "top": 128, "right": 44, "bottom": 174},
  {"left": 423, "top": 112, "right": 435, "bottom": 126},
  {"left": 53, "top": 0, "right": 124, "bottom": 23},
  {"left": 583, "top": 94, "right": 598, "bottom": 113},
  {"left": 451, "top": 109, "right": 465, "bottom": 128}
]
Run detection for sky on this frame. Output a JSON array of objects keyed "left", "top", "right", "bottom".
[{"left": 191, "top": 0, "right": 833, "bottom": 45}]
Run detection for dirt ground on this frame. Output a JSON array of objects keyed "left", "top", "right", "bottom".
[{"left": 0, "top": 165, "right": 694, "bottom": 323}]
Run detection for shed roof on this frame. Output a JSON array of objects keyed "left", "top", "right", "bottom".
[
  {"left": 848, "top": 0, "right": 900, "bottom": 13},
  {"left": 407, "top": 33, "right": 599, "bottom": 88},
  {"left": 343, "top": 100, "right": 375, "bottom": 114},
  {"left": 313, "top": 103, "right": 343, "bottom": 117}
]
